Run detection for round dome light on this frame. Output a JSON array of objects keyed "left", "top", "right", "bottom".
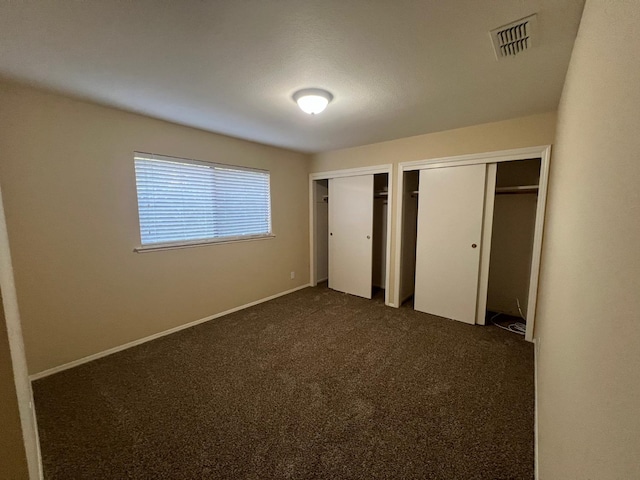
[{"left": 292, "top": 88, "right": 333, "bottom": 115}]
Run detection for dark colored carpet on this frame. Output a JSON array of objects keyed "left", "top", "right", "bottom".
[{"left": 33, "top": 285, "right": 534, "bottom": 479}]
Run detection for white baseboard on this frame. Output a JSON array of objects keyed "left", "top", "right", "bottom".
[
  {"left": 29, "top": 283, "right": 311, "bottom": 381},
  {"left": 316, "top": 277, "right": 328, "bottom": 283}
]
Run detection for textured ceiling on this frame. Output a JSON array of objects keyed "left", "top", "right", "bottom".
[{"left": 0, "top": 1, "right": 584, "bottom": 153}]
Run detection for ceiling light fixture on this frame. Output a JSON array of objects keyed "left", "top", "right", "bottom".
[{"left": 292, "top": 88, "right": 333, "bottom": 115}]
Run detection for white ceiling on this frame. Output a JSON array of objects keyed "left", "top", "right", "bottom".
[{"left": 0, "top": 1, "right": 584, "bottom": 153}]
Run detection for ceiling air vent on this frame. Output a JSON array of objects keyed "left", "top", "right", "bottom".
[{"left": 490, "top": 14, "right": 538, "bottom": 60}]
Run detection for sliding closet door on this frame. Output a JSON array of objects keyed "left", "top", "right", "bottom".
[
  {"left": 414, "top": 164, "right": 487, "bottom": 324},
  {"left": 328, "top": 175, "right": 374, "bottom": 299}
]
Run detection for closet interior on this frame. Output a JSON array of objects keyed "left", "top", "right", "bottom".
[
  {"left": 486, "top": 158, "right": 541, "bottom": 334},
  {"left": 399, "top": 170, "right": 419, "bottom": 305},
  {"left": 398, "top": 158, "right": 542, "bottom": 337},
  {"left": 314, "top": 179, "right": 329, "bottom": 283},
  {"left": 372, "top": 174, "right": 389, "bottom": 294},
  {"left": 313, "top": 173, "right": 389, "bottom": 299}
]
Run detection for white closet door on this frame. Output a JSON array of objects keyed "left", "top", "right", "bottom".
[
  {"left": 329, "top": 175, "right": 374, "bottom": 299},
  {"left": 414, "top": 164, "right": 487, "bottom": 324}
]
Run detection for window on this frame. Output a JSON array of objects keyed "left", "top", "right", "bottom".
[{"left": 134, "top": 153, "right": 272, "bottom": 250}]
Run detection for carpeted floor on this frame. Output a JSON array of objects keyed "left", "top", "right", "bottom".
[{"left": 33, "top": 285, "right": 534, "bottom": 479}]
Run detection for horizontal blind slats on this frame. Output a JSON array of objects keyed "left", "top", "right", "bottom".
[{"left": 134, "top": 155, "right": 271, "bottom": 245}]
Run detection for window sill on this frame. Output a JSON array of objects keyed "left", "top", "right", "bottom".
[{"left": 134, "top": 234, "right": 276, "bottom": 253}]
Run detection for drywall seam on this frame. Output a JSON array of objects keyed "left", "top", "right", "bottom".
[{"left": 29, "top": 283, "right": 311, "bottom": 381}]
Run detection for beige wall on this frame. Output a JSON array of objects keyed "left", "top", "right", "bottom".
[
  {"left": 0, "top": 82, "right": 311, "bottom": 375},
  {"left": 0, "top": 291, "right": 29, "bottom": 480},
  {"left": 312, "top": 112, "right": 557, "bottom": 304},
  {"left": 535, "top": 1, "right": 640, "bottom": 478},
  {"left": 311, "top": 112, "right": 556, "bottom": 173}
]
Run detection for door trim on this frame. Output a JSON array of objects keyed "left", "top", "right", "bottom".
[
  {"left": 393, "top": 145, "right": 551, "bottom": 342},
  {"left": 309, "top": 165, "right": 394, "bottom": 306},
  {"left": 476, "top": 163, "right": 497, "bottom": 326},
  {"left": 0, "top": 182, "right": 43, "bottom": 478}
]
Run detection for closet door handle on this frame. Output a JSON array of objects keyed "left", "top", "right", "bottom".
[
  {"left": 330, "top": 232, "right": 333, "bottom": 236},
  {"left": 367, "top": 235, "right": 371, "bottom": 239},
  {"left": 471, "top": 243, "right": 477, "bottom": 248}
]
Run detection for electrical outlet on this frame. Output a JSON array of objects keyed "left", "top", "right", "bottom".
[{"left": 290, "top": 271, "right": 295, "bottom": 279}]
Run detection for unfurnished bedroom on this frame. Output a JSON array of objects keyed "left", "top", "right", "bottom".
[{"left": 1, "top": 1, "right": 639, "bottom": 480}]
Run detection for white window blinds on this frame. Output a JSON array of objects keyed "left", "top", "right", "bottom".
[{"left": 134, "top": 153, "right": 272, "bottom": 247}]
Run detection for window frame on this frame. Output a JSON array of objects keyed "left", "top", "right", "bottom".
[{"left": 133, "top": 152, "right": 275, "bottom": 253}]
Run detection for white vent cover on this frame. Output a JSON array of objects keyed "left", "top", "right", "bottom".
[{"left": 490, "top": 14, "right": 538, "bottom": 59}]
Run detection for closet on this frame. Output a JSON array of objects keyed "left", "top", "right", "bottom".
[
  {"left": 398, "top": 157, "right": 544, "bottom": 338},
  {"left": 314, "top": 180, "right": 329, "bottom": 283},
  {"left": 399, "top": 171, "right": 419, "bottom": 305},
  {"left": 312, "top": 173, "right": 388, "bottom": 299},
  {"left": 486, "top": 159, "right": 540, "bottom": 333},
  {"left": 372, "top": 174, "right": 388, "bottom": 293}
]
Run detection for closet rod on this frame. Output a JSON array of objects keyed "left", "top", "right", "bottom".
[
  {"left": 323, "top": 192, "right": 389, "bottom": 201},
  {"left": 495, "top": 185, "right": 539, "bottom": 195}
]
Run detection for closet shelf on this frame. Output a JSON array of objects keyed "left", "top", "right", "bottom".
[{"left": 495, "top": 185, "right": 539, "bottom": 195}]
